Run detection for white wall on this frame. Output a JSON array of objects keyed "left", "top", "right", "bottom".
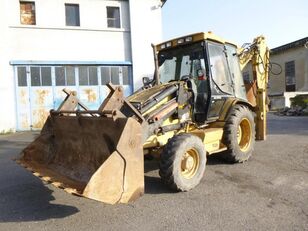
[
  {"left": 6, "top": 0, "right": 132, "bottom": 61},
  {"left": 129, "top": 0, "right": 162, "bottom": 90},
  {"left": 0, "top": 0, "right": 163, "bottom": 132},
  {"left": 0, "top": 0, "right": 16, "bottom": 132}
]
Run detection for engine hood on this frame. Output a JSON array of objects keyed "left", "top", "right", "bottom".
[{"left": 128, "top": 83, "right": 176, "bottom": 105}]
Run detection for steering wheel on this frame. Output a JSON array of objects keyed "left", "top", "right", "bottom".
[{"left": 180, "top": 75, "right": 192, "bottom": 81}]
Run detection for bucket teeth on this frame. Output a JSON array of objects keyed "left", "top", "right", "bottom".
[
  {"left": 33, "top": 172, "right": 41, "bottom": 177},
  {"left": 64, "top": 188, "right": 79, "bottom": 195},
  {"left": 52, "top": 181, "right": 64, "bottom": 189},
  {"left": 41, "top": 176, "right": 52, "bottom": 182},
  {"left": 16, "top": 115, "right": 144, "bottom": 204}
]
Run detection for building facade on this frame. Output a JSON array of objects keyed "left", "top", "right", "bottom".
[
  {"left": 0, "top": 0, "right": 164, "bottom": 132},
  {"left": 268, "top": 37, "right": 308, "bottom": 109}
]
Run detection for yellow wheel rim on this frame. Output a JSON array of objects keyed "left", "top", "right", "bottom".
[
  {"left": 181, "top": 148, "right": 199, "bottom": 179},
  {"left": 237, "top": 118, "right": 252, "bottom": 152}
]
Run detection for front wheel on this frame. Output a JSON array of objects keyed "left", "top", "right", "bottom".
[
  {"left": 159, "top": 134, "right": 206, "bottom": 191},
  {"left": 221, "top": 104, "right": 256, "bottom": 163}
]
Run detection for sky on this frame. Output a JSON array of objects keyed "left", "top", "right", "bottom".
[{"left": 162, "top": 0, "right": 308, "bottom": 49}]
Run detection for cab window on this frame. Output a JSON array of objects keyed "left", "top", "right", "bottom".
[{"left": 208, "top": 42, "right": 233, "bottom": 94}]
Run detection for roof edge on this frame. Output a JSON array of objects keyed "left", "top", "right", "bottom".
[{"left": 271, "top": 37, "right": 308, "bottom": 55}]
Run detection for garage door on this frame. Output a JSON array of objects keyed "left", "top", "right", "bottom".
[{"left": 15, "top": 65, "right": 133, "bottom": 131}]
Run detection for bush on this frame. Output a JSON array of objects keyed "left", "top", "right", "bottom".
[{"left": 290, "top": 95, "right": 308, "bottom": 108}]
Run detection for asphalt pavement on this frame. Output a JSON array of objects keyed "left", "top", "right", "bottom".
[{"left": 0, "top": 113, "right": 307, "bottom": 231}]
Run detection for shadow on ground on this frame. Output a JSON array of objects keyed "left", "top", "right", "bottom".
[
  {"left": 0, "top": 133, "right": 79, "bottom": 223},
  {"left": 0, "top": 181, "right": 79, "bottom": 222}
]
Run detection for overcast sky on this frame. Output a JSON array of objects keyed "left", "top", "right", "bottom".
[{"left": 162, "top": 0, "right": 308, "bottom": 48}]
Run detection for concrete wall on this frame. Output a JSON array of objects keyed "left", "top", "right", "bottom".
[{"left": 269, "top": 46, "right": 308, "bottom": 95}]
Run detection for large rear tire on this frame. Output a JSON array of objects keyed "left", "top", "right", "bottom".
[
  {"left": 159, "top": 134, "right": 206, "bottom": 191},
  {"left": 221, "top": 104, "right": 255, "bottom": 163}
]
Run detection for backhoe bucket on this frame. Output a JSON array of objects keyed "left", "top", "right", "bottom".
[
  {"left": 17, "top": 115, "right": 144, "bottom": 204},
  {"left": 17, "top": 85, "right": 145, "bottom": 204}
]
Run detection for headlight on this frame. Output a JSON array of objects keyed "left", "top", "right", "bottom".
[
  {"left": 177, "top": 38, "right": 184, "bottom": 44},
  {"left": 185, "top": 36, "right": 193, "bottom": 42}
]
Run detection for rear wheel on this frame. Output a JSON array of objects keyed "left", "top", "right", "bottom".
[
  {"left": 221, "top": 104, "right": 255, "bottom": 163},
  {"left": 159, "top": 134, "right": 206, "bottom": 191}
]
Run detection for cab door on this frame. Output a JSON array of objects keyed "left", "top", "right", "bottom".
[{"left": 207, "top": 41, "right": 234, "bottom": 120}]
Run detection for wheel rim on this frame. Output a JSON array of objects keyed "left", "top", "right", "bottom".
[
  {"left": 181, "top": 148, "right": 199, "bottom": 179},
  {"left": 237, "top": 118, "right": 252, "bottom": 152}
]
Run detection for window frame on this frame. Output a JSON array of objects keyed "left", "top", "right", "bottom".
[
  {"left": 106, "top": 6, "right": 121, "bottom": 29},
  {"left": 17, "top": 66, "right": 28, "bottom": 87},
  {"left": 285, "top": 60, "right": 296, "bottom": 92},
  {"left": 78, "top": 66, "right": 99, "bottom": 86},
  {"left": 20, "top": 1, "right": 36, "bottom": 25},
  {"left": 207, "top": 41, "right": 233, "bottom": 95},
  {"left": 65, "top": 3, "right": 80, "bottom": 27},
  {"left": 29, "top": 66, "right": 52, "bottom": 87}
]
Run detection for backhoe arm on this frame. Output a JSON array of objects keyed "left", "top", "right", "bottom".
[{"left": 238, "top": 36, "right": 270, "bottom": 140}]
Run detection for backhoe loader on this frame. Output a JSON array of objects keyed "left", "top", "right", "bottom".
[{"left": 17, "top": 32, "right": 269, "bottom": 204}]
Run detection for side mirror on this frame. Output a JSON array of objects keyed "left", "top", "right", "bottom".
[{"left": 142, "top": 76, "right": 151, "bottom": 86}]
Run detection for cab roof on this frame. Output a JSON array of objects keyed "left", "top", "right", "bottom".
[{"left": 156, "top": 32, "right": 238, "bottom": 51}]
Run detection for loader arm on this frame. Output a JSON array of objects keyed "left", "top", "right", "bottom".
[{"left": 238, "top": 36, "right": 269, "bottom": 140}]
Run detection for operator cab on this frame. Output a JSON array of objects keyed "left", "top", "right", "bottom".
[{"left": 156, "top": 32, "right": 247, "bottom": 123}]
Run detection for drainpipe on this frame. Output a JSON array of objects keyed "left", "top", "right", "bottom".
[{"left": 152, "top": 44, "right": 160, "bottom": 85}]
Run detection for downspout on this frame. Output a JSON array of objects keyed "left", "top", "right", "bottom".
[{"left": 152, "top": 43, "right": 160, "bottom": 85}]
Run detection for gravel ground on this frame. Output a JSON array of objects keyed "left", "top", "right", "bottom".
[{"left": 0, "top": 113, "right": 307, "bottom": 231}]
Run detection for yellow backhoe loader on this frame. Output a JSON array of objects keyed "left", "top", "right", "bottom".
[{"left": 17, "top": 32, "right": 269, "bottom": 204}]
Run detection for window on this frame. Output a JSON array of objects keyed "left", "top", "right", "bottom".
[
  {"left": 243, "top": 72, "right": 250, "bottom": 83},
  {"left": 122, "top": 66, "right": 130, "bottom": 85},
  {"left": 17, "top": 67, "right": 27, "bottom": 86},
  {"left": 66, "top": 66, "right": 76, "bottom": 85},
  {"left": 65, "top": 4, "right": 80, "bottom": 26},
  {"left": 55, "top": 67, "right": 65, "bottom": 85},
  {"left": 55, "top": 66, "right": 76, "bottom": 86},
  {"left": 30, "top": 67, "right": 52, "bottom": 86},
  {"left": 78, "top": 67, "right": 98, "bottom": 86},
  {"left": 101, "top": 67, "right": 110, "bottom": 85},
  {"left": 107, "top": 7, "right": 120, "bottom": 28},
  {"left": 208, "top": 42, "right": 233, "bottom": 94},
  {"left": 41, "top": 67, "right": 52, "bottom": 86},
  {"left": 158, "top": 43, "right": 205, "bottom": 84},
  {"left": 20, "top": 1, "right": 36, "bottom": 25},
  {"left": 89, "top": 67, "right": 98, "bottom": 85},
  {"left": 285, "top": 61, "right": 295, "bottom": 92},
  {"left": 111, "top": 67, "right": 120, "bottom": 85},
  {"left": 101, "top": 66, "right": 129, "bottom": 85}
]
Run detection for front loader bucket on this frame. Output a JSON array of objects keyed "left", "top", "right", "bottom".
[{"left": 17, "top": 115, "right": 144, "bottom": 204}]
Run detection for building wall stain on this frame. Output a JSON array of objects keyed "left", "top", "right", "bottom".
[
  {"left": 21, "top": 113, "right": 29, "bottom": 129},
  {"left": 32, "top": 109, "right": 49, "bottom": 128},
  {"left": 32, "top": 89, "right": 52, "bottom": 128},
  {"left": 19, "top": 89, "right": 28, "bottom": 105},
  {"left": 35, "top": 89, "right": 49, "bottom": 105},
  {"left": 84, "top": 89, "right": 97, "bottom": 102}
]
